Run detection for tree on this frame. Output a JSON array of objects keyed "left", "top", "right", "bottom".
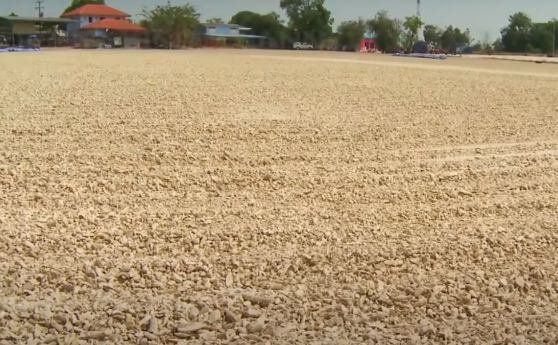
[
  {"left": 230, "top": 11, "right": 288, "bottom": 48},
  {"left": 440, "top": 25, "right": 471, "bottom": 53},
  {"left": 337, "top": 19, "right": 366, "bottom": 51},
  {"left": 367, "top": 11, "right": 402, "bottom": 53},
  {"left": 528, "top": 22, "right": 554, "bottom": 54},
  {"left": 280, "top": 0, "right": 334, "bottom": 45},
  {"left": 319, "top": 34, "right": 338, "bottom": 50},
  {"left": 501, "top": 12, "right": 533, "bottom": 52},
  {"left": 551, "top": 19, "right": 558, "bottom": 56},
  {"left": 206, "top": 17, "right": 224, "bottom": 25},
  {"left": 499, "top": 13, "right": 557, "bottom": 55},
  {"left": 423, "top": 24, "right": 442, "bottom": 47},
  {"left": 141, "top": 4, "right": 200, "bottom": 49},
  {"left": 493, "top": 38, "right": 504, "bottom": 52},
  {"left": 507, "top": 11, "right": 532, "bottom": 31},
  {"left": 8, "top": 12, "right": 18, "bottom": 17},
  {"left": 402, "top": 15, "right": 424, "bottom": 49},
  {"left": 64, "top": 0, "right": 105, "bottom": 14}
]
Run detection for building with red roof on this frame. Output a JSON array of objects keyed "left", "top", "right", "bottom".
[
  {"left": 61, "top": 4, "right": 130, "bottom": 19},
  {"left": 80, "top": 18, "right": 145, "bottom": 32},
  {"left": 62, "top": 3, "right": 146, "bottom": 48}
]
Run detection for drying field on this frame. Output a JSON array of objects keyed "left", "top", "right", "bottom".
[{"left": 1, "top": 49, "right": 557, "bottom": 344}]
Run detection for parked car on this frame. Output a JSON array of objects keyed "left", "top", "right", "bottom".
[{"left": 293, "top": 42, "right": 313, "bottom": 50}]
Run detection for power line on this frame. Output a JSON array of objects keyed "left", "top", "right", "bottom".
[{"left": 35, "top": 0, "right": 44, "bottom": 18}]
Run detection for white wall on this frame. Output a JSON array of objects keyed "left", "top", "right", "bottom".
[{"left": 75, "top": 15, "right": 124, "bottom": 28}]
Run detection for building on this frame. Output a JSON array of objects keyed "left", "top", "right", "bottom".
[
  {"left": 62, "top": 4, "right": 145, "bottom": 48},
  {"left": 359, "top": 32, "right": 377, "bottom": 53},
  {"left": 79, "top": 18, "right": 146, "bottom": 48},
  {"left": 198, "top": 23, "right": 265, "bottom": 48},
  {"left": 0, "top": 15, "right": 74, "bottom": 46}
]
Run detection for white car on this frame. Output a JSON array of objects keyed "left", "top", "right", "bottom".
[{"left": 293, "top": 42, "right": 314, "bottom": 50}]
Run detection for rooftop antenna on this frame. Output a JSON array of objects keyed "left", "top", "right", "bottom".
[{"left": 35, "top": 0, "right": 44, "bottom": 17}]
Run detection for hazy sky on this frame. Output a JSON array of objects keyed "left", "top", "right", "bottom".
[{"left": 2, "top": 0, "right": 558, "bottom": 41}]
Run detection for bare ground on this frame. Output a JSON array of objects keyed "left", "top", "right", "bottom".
[{"left": 0, "top": 49, "right": 557, "bottom": 344}]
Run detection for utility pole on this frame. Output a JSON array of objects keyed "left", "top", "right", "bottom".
[
  {"left": 416, "top": 0, "right": 423, "bottom": 41},
  {"left": 35, "top": 0, "right": 44, "bottom": 18}
]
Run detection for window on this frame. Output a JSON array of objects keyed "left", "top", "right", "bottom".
[{"left": 89, "top": 17, "right": 93, "bottom": 23}]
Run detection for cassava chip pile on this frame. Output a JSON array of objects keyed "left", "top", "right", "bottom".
[{"left": 0, "top": 50, "right": 557, "bottom": 344}]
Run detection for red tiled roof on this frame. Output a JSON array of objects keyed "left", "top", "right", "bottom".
[
  {"left": 62, "top": 4, "right": 130, "bottom": 18},
  {"left": 81, "top": 18, "right": 146, "bottom": 32}
]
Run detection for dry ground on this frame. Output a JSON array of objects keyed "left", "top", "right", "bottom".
[{"left": 0, "top": 49, "right": 557, "bottom": 345}]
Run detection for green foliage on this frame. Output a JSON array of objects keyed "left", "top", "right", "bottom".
[
  {"left": 141, "top": 3, "right": 200, "bottom": 49},
  {"left": 501, "top": 12, "right": 533, "bottom": 52},
  {"left": 528, "top": 22, "right": 553, "bottom": 54},
  {"left": 9, "top": 12, "right": 18, "bottom": 17},
  {"left": 493, "top": 38, "right": 504, "bottom": 52},
  {"left": 64, "top": 0, "right": 105, "bottom": 14},
  {"left": 440, "top": 26, "right": 471, "bottom": 53},
  {"left": 230, "top": 11, "right": 288, "bottom": 48},
  {"left": 423, "top": 24, "right": 442, "bottom": 46},
  {"left": 318, "top": 34, "right": 338, "bottom": 50},
  {"left": 507, "top": 12, "right": 532, "bottom": 31},
  {"left": 280, "top": 0, "right": 333, "bottom": 44},
  {"left": 402, "top": 16, "right": 423, "bottom": 49},
  {"left": 337, "top": 19, "right": 366, "bottom": 51},
  {"left": 501, "top": 12, "right": 557, "bottom": 54},
  {"left": 367, "top": 11, "right": 402, "bottom": 52}
]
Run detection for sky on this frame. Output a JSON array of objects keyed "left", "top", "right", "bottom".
[{"left": 2, "top": 0, "right": 558, "bottom": 42}]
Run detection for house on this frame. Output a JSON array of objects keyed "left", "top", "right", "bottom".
[
  {"left": 0, "top": 15, "right": 74, "bottom": 46},
  {"left": 61, "top": 4, "right": 145, "bottom": 48},
  {"left": 198, "top": 23, "right": 265, "bottom": 48},
  {"left": 359, "top": 31, "right": 377, "bottom": 53}
]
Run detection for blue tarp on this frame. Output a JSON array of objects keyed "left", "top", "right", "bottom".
[
  {"left": 393, "top": 53, "right": 447, "bottom": 60},
  {"left": 0, "top": 47, "right": 41, "bottom": 53},
  {"left": 204, "top": 34, "right": 265, "bottom": 39}
]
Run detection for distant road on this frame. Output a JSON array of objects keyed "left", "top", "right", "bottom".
[
  {"left": 234, "top": 50, "right": 558, "bottom": 79},
  {"left": 465, "top": 54, "right": 558, "bottom": 64}
]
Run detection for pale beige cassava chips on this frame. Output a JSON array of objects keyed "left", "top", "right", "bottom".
[{"left": 0, "top": 49, "right": 557, "bottom": 344}]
